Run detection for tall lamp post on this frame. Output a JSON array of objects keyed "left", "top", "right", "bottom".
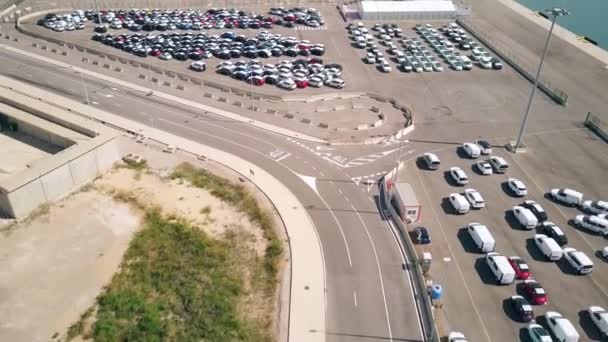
[{"left": 513, "top": 7, "right": 569, "bottom": 151}]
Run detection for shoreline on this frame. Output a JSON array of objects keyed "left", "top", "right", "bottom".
[{"left": 496, "top": 0, "right": 608, "bottom": 65}]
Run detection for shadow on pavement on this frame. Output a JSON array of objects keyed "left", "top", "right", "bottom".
[
  {"left": 525, "top": 238, "right": 546, "bottom": 262},
  {"left": 578, "top": 309, "right": 603, "bottom": 341},
  {"left": 474, "top": 257, "right": 496, "bottom": 285},
  {"left": 457, "top": 227, "right": 479, "bottom": 254}
]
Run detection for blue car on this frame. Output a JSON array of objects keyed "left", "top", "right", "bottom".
[{"left": 415, "top": 227, "right": 431, "bottom": 244}]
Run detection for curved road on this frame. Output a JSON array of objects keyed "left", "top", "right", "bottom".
[{"left": 0, "top": 48, "right": 425, "bottom": 342}]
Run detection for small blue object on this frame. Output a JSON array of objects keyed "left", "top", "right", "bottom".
[{"left": 431, "top": 284, "right": 443, "bottom": 300}]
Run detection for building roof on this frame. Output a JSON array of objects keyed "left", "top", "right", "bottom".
[
  {"left": 361, "top": 0, "right": 456, "bottom": 13},
  {"left": 395, "top": 182, "right": 418, "bottom": 204}
]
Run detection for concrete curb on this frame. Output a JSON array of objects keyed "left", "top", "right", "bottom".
[
  {"left": 1, "top": 76, "right": 326, "bottom": 342},
  {"left": 0, "top": 43, "right": 326, "bottom": 144}
]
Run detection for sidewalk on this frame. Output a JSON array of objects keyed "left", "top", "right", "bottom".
[
  {"left": 0, "top": 75, "right": 327, "bottom": 342},
  {"left": 0, "top": 42, "right": 326, "bottom": 144}
]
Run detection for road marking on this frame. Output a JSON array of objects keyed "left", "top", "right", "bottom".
[
  {"left": 316, "top": 192, "right": 353, "bottom": 267},
  {"left": 316, "top": 145, "right": 334, "bottom": 151},
  {"left": 295, "top": 173, "right": 319, "bottom": 196},
  {"left": 349, "top": 202, "right": 393, "bottom": 342},
  {"left": 352, "top": 176, "right": 362, "bottom": 185},
  {"left": 415, "top": 168, "right": 492, "bottom": 341},
  {"left": 353, "top": 291, "right": 358, "bottom": 307}
]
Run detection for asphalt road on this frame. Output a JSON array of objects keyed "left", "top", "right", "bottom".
[{"left": 0, "top": 48, "right": 425, "bottom": 342}]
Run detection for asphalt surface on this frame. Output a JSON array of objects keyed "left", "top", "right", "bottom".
[{"left": 0, "top": 47, "right": 425, "bottom": 342}]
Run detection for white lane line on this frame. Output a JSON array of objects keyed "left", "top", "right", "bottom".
[
  {"left": 337, "top": 189, "right": 343, "bottom": 195},
  {"left": 274, "top": 152, "right": 292, "bottom": 162},
  {"left": 319, "top": 171, "right": 325, "bottom": 177},
  {"left": 415, "top": 169, "right": 492, "bottom": 341},
  {"left": 329, "top": 181, "right": 335, "bottom": 185},
  {"left": 159, "top": 118, "right": 354, "bottom": 269},
  {"left": 369, "top": 197, "right": 375, "bottom": 204},
  {"left": 353, "top": 291, "right": 358, "bottom": 307},
  {"left": 348, "top": 202, "right": 393, "bottom": 342},
  {"left": 380, "top": 205, "right": 424, "bottom": 340}
]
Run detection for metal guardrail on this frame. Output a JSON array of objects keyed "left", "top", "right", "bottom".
[
  {"left": 585, "top": 112, "right": 608, "bottom": 143},
  {"left": 457, "top": 18, "right": 568, "bottom": 106},
  {"left": 380, "top": 178, "right": 439, "bottom": 342}
]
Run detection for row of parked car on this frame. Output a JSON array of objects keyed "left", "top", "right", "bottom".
[
  {"left": 214, "top": 59, "right": 346, "bottom": 90},
  {"left": 37, "top": 11, "right": 87, "bottom": 31},
  {"left": 416, "top": 23, "right": 502, "bottom": 71},
  {"left": 420, "top": 141, "right": 608, "bottom": 342},
  {"left": 92, "top": 31, "right": 326, "bottom": 61},
  {"left": 41, "top": 7, "right": 324, "bottom": 33}
]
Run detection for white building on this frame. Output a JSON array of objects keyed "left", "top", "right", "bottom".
[{"left": 359, "top": 0, "right": 457, "bottom": 20}]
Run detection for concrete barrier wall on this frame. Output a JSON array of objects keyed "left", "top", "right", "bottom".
[
  {"left": 0, "top": 111, "right": 75, "bottom": 148},
  {"left": 0, "top": 138, "right": 120, "bottom": 218}
]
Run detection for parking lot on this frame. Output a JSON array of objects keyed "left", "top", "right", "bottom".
[{"left": 402, "top": 138, "right": 608, "bottom": 341}]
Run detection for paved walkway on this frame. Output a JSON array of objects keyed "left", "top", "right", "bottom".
[{"left": 0, "top": 74, "right": 327, "bottom": 342}]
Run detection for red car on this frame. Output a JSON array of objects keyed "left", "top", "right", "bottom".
[
  {"left": 295, "top": 79, "right": 309, "bottom": 88},
  {"left": 521, "top": 280, "right": 547, "bottom": 305},
  {"left": 149, "top": 49, "right": 162, "bottom": 57},
  {"left": 508, "top": 256, "right": 531, "bottom": 280},
  {"left": 248, "top": 76, "right": 265, "bottom": 86}
]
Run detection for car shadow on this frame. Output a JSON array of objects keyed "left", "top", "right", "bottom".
[
  {"left": 595, "top": 250, "right": 608, "bottom": 262},
  {"left": 519, "top": 327, "right": 532, "bottom": 342},
  {"left": 470, "top": 163, "right": 486, "bottom": 176},
  {"left": 455, "top": 146, "right": 470, "bottom": 159},
  {"left": 578, "top": 310, "right": 603, "bottom": 341},
  {"left": 415, "top": 157, "right": 430, "bottom": 171},
  {"left": 441, "top": 197, "right": 458, "bottom": 215},
  {"left": 515, "top": 281, "right": 528, "bottom": 297},
  {"left": 474, "top": 257, "right": 496, "bottom": 285},
  {"left": 556, "top": 258, "right": 578, "bottom": 276},
  {"left": 502, "top": 297, "right": 521, "bottom": 322},
  {"left": 501, "top": 182, "right": 520, "bottom": 198},
  {"left": 525, "top": 238, "right": 546, "bottom": 262},
  {"left": 457, "top": 227, "right": 479, "bottom": 254},
  {"left": 443, "top": 171, "right": 463, "bottom": 187},
  {"left": 505, "top": 209, "right": 524, "bottom": 230}
]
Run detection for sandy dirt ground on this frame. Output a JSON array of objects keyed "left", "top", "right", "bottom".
[{"left": 0, "top": 137, "right": 289, "bottom": 342}]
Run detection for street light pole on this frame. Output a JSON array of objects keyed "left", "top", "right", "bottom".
[{"left": 514, "top": 8, "right": 569, "bottom": 150}]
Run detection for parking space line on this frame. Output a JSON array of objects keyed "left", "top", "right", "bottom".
[
  {"left": 414, "top": 167, "right": 492, "bottom": 341},
  {"left": 353, "top": 291, "right": 358, "bottom": 307}
]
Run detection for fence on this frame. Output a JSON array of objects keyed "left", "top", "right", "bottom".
[
  {"left": 585, "top": 112, "right": 608, "bottom": 143},
  {"left": 457, "top": 19, "right": 568, "bottom": 106},
  {"left": 380, "top": 178, "right": 439, "bottom": 342}
]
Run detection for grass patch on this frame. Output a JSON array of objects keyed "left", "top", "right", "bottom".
[
  {"left": 200, "top": 205, "right": 212, "bottom": 215},
  {"left": 122, "top": 159, "right": 148, "bottom": 171},
  {"left": 171, "top": 163, "right": 283, "bottom": 290},
  {"left": 76, "top": 210, "right": 270, "bottom": 341},
  {"left": 66, "top": 307, "right": 94, "bottom": 340}
]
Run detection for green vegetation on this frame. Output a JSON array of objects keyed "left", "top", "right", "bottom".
[
  {"left": 171, "top": 163, "right": 283, "bottom": 289},
  {"left": 122, "top": 158, "right": 148, "bottom": 171},
  {"left": 77, "top": 210, "right": 271, "bottom": 341},
  {"left": 67, "top": 164, "right": 283, "bottom": 341}
]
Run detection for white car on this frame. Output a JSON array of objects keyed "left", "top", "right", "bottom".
[
  {"left": 563, "top": 247, "right": 593, "bottom": 274},
  {"left": 574, "top": 215, "right": 608, "bottom": 235},
  {"left": 550, "top": 188, "right": 583, "bottom": 206},
  {"left": 602, "top": 246, "right": 608, "bottom": 260},
  {"left": 449, "top": 167, "right": 469, "bottom": 185},
  {"left": 380, "top": 61, "right": 391, "bottom": 73},
  {"left": 448, "top": 331, "right": 468, "bottom": 342},
  {"left": 278, "top": 79, "right": 297, "bottom": 91},
  {"left": 461, "top": 142, "right": 481, "bottom": 158},
  {"left": 581, "top": 200, "right": 608, "bottom": 215},
  {"left": 464, "top": 189, "right": 485, "bottom": 209},
  {"left": 159, "top": 52, "right": 173, "bottom": 60},
  {"left": 507, "top": 178, "right": 527, "bottom": 197},
  {"left": 475, "top": 139, "right": 492, "bottom": 154},
  {"left": 588, "top": 306, "right": 608, "bottom": 339},
  {"left": 449, "top": 193, "right": 470, "bottom": 214},
  {"left": 476, "top": 160, "right": 493, "bottom": 175},
  {"left": 326, "top": 78, "right": 345, "bottom": 89},
  {"left": 189, "top": 61, "right": 206, "bottom": 72},
  {"left": 308, "top": 77, "right": 323, "bottom": 88}
]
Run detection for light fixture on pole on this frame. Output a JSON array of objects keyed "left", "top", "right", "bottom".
[{"left": 513, "top": 7, "right": 569, "bottom": 151}]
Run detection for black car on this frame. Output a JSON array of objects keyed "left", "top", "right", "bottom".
[
  {"left": 94, "top": 25, "right": 108, "bottom": 33},
  {"left": 174, "top": 52, "right": 188, "bottom": 61},
  {"left": 92, "top": 34, "right": 104, "bottom": 41},
  {"left": 230, "top": 50, "right": 242, "bottom": 58},
  {"left": 134, "top": 49, "right": 148, "bottom": 57},
  {"left": 284, "top": 21, "right": 294, "bottom": 28},
  {"left": 414, "top": 227, "right": 431, "bottom": 244},
  {"left": 310, "top": 47, "right": 325, "bottom": 56},
  {"left": 232, "top": 71, "right": 248, "bottom": 80},
  {"left": 540, "top": 222, "right": 568, "bottom": 246},
  {"left": 522, "top": 200, "right": 548, "bottom": 222},
  {"left": 244, "top": 50, "right": 258, "bottom": 58},
  {"left": 509, "top": 295, "right": 534, "bottom": 322},
  {"left": 189, "top": 52, "right": 203, "bottom": 60},
  {"left": 271, "top": 48, "right": 283, "bottom": 57}
]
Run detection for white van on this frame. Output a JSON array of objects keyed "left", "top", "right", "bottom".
[
  {"left": 489, "top": 156, "right": 509, "bottom": 173},
  {"left": 550, "top": 188, "right": 583, "bottom": 206},
  {"left": 449, "top": 193, "right": 470, "bottom": 214},
  {"left": 467, "top": 223, "right": 495, "bottom": 253},
  {"left": 534, "top": 234, "right": 563, "bottom": 261},
  {"left": 563, "top": 248, "right": 594, "bottom": 275},
  {"left": 588, "top": 306, "right": 608, "bottom": 339},
  {"left": 545, "top": 311, "right": 580, "bottom": 342},
  {"left": 422, "top": 153, "right": 440, "bottom": 170},
  {"left": 512, "top": 206, "right": 538, "bottom": 230},
  {"left": 485, "top": 252, "right": 516, "bottom": 285}
]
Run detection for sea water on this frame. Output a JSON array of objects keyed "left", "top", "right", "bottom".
[{"left": 515, "top": 0, "right": 608, "bottom": 49}]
